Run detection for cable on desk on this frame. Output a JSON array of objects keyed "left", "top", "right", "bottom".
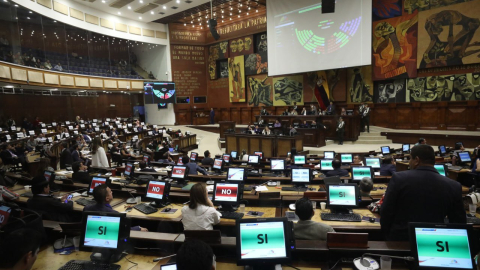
[
  {"left": 125, "top": 255, "right": 138, "bottom": 270},
  {"left": 328, "top": 258, "right": 341, "bottom": 270}
]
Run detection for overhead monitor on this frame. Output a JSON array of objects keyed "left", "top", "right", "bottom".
[
  {"left": 381, "top": 146, "right": 391, "bottom": 155},
  {"left": 267, "top": 0, "right": 372, "bottom": 76},
  {"left": 248, "top": 155, "right": 260, "bottom": 165},
  {"left": 146, "top": 181, "right": 170, "bottom": 207},
  {"left": 88, "top": 176, "right": 110, "bottom": 195},
  {"left": 236, "top": 218, "right": 292, "bottom": 266},
  {"left": 326, "top": 184, "right": 358, "bottom": 208},
  {"left": 409, "top": 223, "right": 476, "bottom": 270},
  {"left": 403, "top": 144, "right": 410, "bottom": 152},
  {"left": 79, "top": 212, "right": 129, "bottom": 252},
  {"left": 222, "top": 154, "right": 231, "bottom": 163},
  {"left": 458, "top": 152, "right": 471, "bottom": 163},
  {"left": 227, "top": 167, "right": 246, "bottom": 182},
  {"left": 351, "top": 166, "right": 372, "bottom": 181},
  {"left": 291, "top": 168, "right": 311, "bottom": 183},
  {"left": 271, "top": 159, "right": 285, "bottom": 171},
  {"left": 324, "top": 151, "right": 335, "bottom": 159},
  {"left": 439, "top": 145, "right": 447, "bottom": 155},
  {"left": 320, "top": 159, "right": 333, "bottom": 171},
  {"left": 365, "top": 157, "right": 381, "bottom": 169},
  {"left": 231, "top": 151, "right": 238, "bottom": 160},
  {"left": 434, "top": 164, "right": 447, "bottom": 177},
  {"left": 340, "top": 154, "right": 353, "bottom": 164},
  {"left": 171, "top": 166, "right": 188, "bottom": 179},
  {"left": 144, "top": 82, "right": 176, "bottom": 104},
  {"left": 254, "top": 152, "right": 263, "bottom": 159},
  {"left": 213, "top": 159, "right": 223, "bottom": 170},
  {"left": 190, "top": 152, "right": 198, "bottom": 161},
  {"left": 293, "top": 155, "right": 306, "bottom": 165}
]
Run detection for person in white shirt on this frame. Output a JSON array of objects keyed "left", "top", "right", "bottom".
[
  {"left": 91, "top": 137, "right": 109, "bottom": 168},
  {"left": 262, "top": 126, "right": 272, "bottom": 135},
  {"left": 181, "top": 183, "right": 221, "bottom": 230},
  {"left": 53, "top": 63, "right": 63, "bottom": 71}
]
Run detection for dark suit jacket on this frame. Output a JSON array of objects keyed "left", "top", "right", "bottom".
[
  {"left": 380, "top": 163, "right": 396, "bottom": 176},
  {"left": 72, "top": 171, "right": 91, "bottom": 184},
  {"left": 380, "top": 166, "right": 466, "bottom": 240},
  {"left": 83, "top": 203, "right": 140, "bottom": 230},
  {"left": 201, "top": 157, "right": 214, "bottom": 166},
  {"left": 325, "top": 168, "right": 349, "bottom": 177},
  {"left": 60, "top": 148, "right": 73, "bottom": 169},
  {"left": 72, "top": 150, "right": 83, "bottom": 163},
  {"left": 27, "top": 195, "right": 74, "bottom": 222},
  {"left": 0, "top": 150, "right": 15, "bottom": 165}
]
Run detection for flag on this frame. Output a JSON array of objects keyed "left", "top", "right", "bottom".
[{"left": 314, "top": 71, "right": 330, "bottom": 110}]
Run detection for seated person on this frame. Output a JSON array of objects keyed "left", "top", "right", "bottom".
[
  {"left": 325, "top": 159, "right": 349, "bottom": 177},
  {"left": 71, "top": 143, "right": 85, "bottom": 163},
  {"left": 274, "top": 119, "right": 282, "bottom": 128},
  {"left": 157, "top": 152, "right": 175, "bottom": 165},
  {"left": 120, "top": 144, "right": 134, "bottom": 159},
  {"left": 27, "top": 175, "right": 74, "bottom": 222},
  {"left": 380, "top": 155, "right": 396, "bottom": 176},
  {"left": 84, "top": 184, "right": 147, "bottom": 231},
  {"left": 181, "top": 183, "right": 221, "bottom": 230},
  {"left": 72, "top": 161, "right": 90, "bottom": 184},
  {"left": 110, "top": 142, "right": 120, "bottom": 155},
  {"left": 246, "top": 126, "right": 255, "bottom": 134},
  {"left": 359, "top": 177, "right": 374, "bottom": 196},
  {"left": 201, "top": 150, "right": 214, "bottom": 166},
  {"left": 0, "top": 228, "right": 42, "bottom": 270},
  {"left": 184, "top": 156, "right": 207, "bottom": 175},
  {"left": 139, "top": 161, "right": 155, "bottom": 172},
  {"left": 353, "top": 155, "right": 364, "bottom": 165},
  {"left": 241, "top": 150, "right": 249, "bottom": 161},
  {"left": 300, "top": 120, "right": 310, "bottom": 128},
  {"left": 176, "top": 239, "right": 216, "bottom": 270},
  {"left": 253, "top": 125, "right": 261, "bottom": 134},
  {"left": 26, "top": 136, "right": 37, "bottom": 150},
  {"left": 1, "top": 144, "right": 20, "bottom": 166},
  {"left": 282, "top": 109, "right": 290, "bottom": 116},
  {"left": 262, "top": 126, "right": 272, "bottom": 135},
  {"left": 59, "top": 142, "right": 73, "bottom": 169},
  {"left": 294, "top": 197, "right": 334, "bottom": 240},
  {"left": 415, "top": 137, "right": 427, "bottom": 146},
  {"left": 289, "top": 125, "right": 297, "bottom": 136}
]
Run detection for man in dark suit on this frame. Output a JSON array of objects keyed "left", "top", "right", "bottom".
[
  {"left": 380, "top": 155, "right": 396, "bottom": 176},
  {"left": 59, "top": 142, "right": 73, "bottom": 169},
  {"left": 325, "top": 159, "right": 349, "bottom": 177},
  {"left": 380, "top": 145, "right": 466, "bottom": 241},
  {"left": 84, "top": 184, "right": 146, "bottom": 231},
  {"left": 336, "top": 117, "right": 345, "bottom": 145},
  {"left": 1, "top": 144, "right": 20, "bottom": 166},
  {"left": 72, "top": 161, "right": 90, "bottom": 184},
  {"left": 27, "top": 175, "right": 74, "bottom": 222},
  {"left": 71, "top": 143, "right": 84, "bottom": 163},
  {"left": 260, "top": 106, "right": 268, "bottom": 116},
  {"left": 201, "top": 150, "right": 214, "bottom": 166},
  {"left": 326, "top": 101, "right": 335, "bottom": 115}
]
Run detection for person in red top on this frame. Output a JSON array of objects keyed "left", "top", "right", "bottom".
[{"left": 32, "top": 116, "right": 40, "bottom": 128}]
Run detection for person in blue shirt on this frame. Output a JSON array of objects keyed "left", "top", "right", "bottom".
[
  {"left": 325, "top": 159, "right": 349, "bottom": 177},
  {"left": 380, "top": 155, "right": 396, "bottom": 176},
  {"left": 209, "top": 108, "right": 215, "bottom": 124},
  {"left": 84, "top": 184, "right": 147, "bottom": 231},
  {"left": 183, "top": 156, "right": 207, "bottom": 175}
]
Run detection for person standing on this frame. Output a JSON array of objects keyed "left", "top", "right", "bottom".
[
  {"left": 336, "top": 117, "right": 345, "bottom": 145},
  {"left": 326, "top": 101, "right": 335, "bottom": 115},
  {"left": 209, "top": 108, "right": 215, "bottom": 124},
  {"left": 362, "top": 103, "right": 370, "bottom": 133},
  {"left": 358, "top": 102, "right": 365, "bottom": 132}
]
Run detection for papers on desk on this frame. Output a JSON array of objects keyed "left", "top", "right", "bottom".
[
  {"left": 56, "top": 171, "right": 70, "bottom": 175},
  {"left": 206, "top": 185, "right": 214, "bottom": 192},
  {"left": 71, "top": 192, "right": 81, "bottom": 198},
  {"left": 374, "top": 172, "right": 380, "bottom": 176},
  {"left": 254, "top": 186, "right": 269, "bottom": 192},
  {"left": 110, "top": 177, "right": 122, "bottom": 182}
]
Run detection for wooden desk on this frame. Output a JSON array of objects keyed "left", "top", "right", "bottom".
[
  {"left": 112, "top": 202, "right": 183, "bottom": 222},
  {"left": 310, "top": 208, "right": 381, "bottom": 230},
  {"left": 225, "top": 133, "right": 303, "bottom": 158},
  {"left": 172, "top": 134, "right": 197, "bottom": 152},
  {"left": 218, "top": 207, "right": 278, "bottom": 226}
]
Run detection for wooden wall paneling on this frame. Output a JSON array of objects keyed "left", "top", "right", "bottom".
[
  {"left": 277, "top": 137, "right": 292, "bottom": 157},
  {"left": 418, "top": 105, "right": 440, "bottom": 130},
  {"left": 238, "top": 137, "right": 249, "bottom": 154},
  {"left": 230, "top": 109, "right": 240, "bottom": 124},
  {"left": 445, "top": 103, "right": 468, "bottom": 130},
  {"left": 220, "top": 108, "right": 230, "bottom": 122},
  {"left": 240, "top": 108, "right": 250, "bottom": 125},
  {"left": 226, "top": 135, "right": 237, "bottom": 154},
  {"left": 176, "top": 110, "right": 189, "bottom": 125},
  {"left": 249, "top": 137, "right": 260, "bottom": 154},
  {"left": 295, "top": 136, "right": 304, "bottom": 151},
  {"left": 260, "top": 137, "right": 273, "bottom": 158},
  {"left": 251, "top": 108, "right": 260, "bottom": 123},
  {"left": 371, "top": 104, "right": 390, "bottom": 128}
]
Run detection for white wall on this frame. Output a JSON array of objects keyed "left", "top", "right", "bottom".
[
  {"left": 132, "top": 43, "right": 170, "bottom": 81},
  {"left": 145, "top": 104, "right": 175, "bottom": 125}
]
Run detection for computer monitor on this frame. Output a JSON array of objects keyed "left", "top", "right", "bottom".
[
  {"left": 320, "top": 159, "right": 333, "bottom": 171},
  {"left": 381, "top": 146, "right": 391, "bottom": 155},
  {"left": 340, "top": 154, "right": 353, "bottom": 164},
  {"left": 291, "top": 168, "right": 311, "bottom": 188},
  {"left": 231, "top": 151, "right": 238, "bottom": 160},
  {"left": 226, "top": 167, "right": 246, "bottom": 182},
  {"left": 143, "top": 155, "right": 149, "bottom": 165},
  {"left": 124, "top": 163, "right": 134, "bottom": 179},
  {"left": 175, "top": 145, "right": 179, "bottom": 151},
  {"left": 171, "top": 166, "right": 188, "bottom": 186},
  {"left": 127, "top": 124, "right": 132, "bottom": 128},
  {"left": 44, "top": 170, "right": 55, "bottom": 183},
  {"left": 409, "top": 223, "right": 477, "bottom": 270},
  {"left": 145, "top": 181, "right": 170, "bottom": 207},
  {"left": 148, "top": 131, "right": 153, "bottom": 136},
  {"left": 160, "top": 263, "right": 177, "bottom": 270},
  {"left": 177, "top": 159, "right": 183, "bottom": 165},
  {"left": 190, "top": 152, "right": 198, "bottom": 161},
  {"left": 212, "top": 182, "right": 240, "bottom": 211},
  {"left": 79, "top": 211, "right": 130, "bottom": 263},
  {"left": 326, "top": 184, "right": 359, "bottom": 213},
  {"left": 213, "top": 159, "right": 224, "bottom": 171},
  {"left": 402, "top": 144, "right": 410, "bottom": 153},
  {"left": 324, "top": 151, "right": 335, "bottom": 159},
  {"left": 293, "top": 155, "right": 306, "bottom": 165},
  {"left": 66, "top": 121, "right": 70, "bottom": 125},
  {"left": 434, "top": 164, "right": 447, "bottom": 177},
  {"left": 271, "top": 159, "right": 285, "bottom": 171},
  {"left": 248, "top": 155, "right": 260, "bottom": 165},
  {"left": 16, "top": 132, "right": 23, "bottom": 138},
  {"left": 168, "top": 147, "right": 174, "bottom": 153},
  {"left": 0, "top": 205, "right": 11, "bottom": 228},
  {"left": 222, "top": 154, "right": 231, "bottom": 164},
  {"left": 439, "top": 145, "right": 447, "bottom": 155},
  {"left": 458, "top": 152, "right": 472, "bottom": 163},
  {"left": 236, "top": 218, "right": 293, "bottom": 267},
  {"left": 351, "top": 166, "right": 373, "bottom": 181},
  {"left": 365, "top": 157, "right": 381, "bottom": 169},
  {"left": 254, "top": 152, "right": 263, "bottom": 159},
  {"left": 88, "top": 176, "right": 110, "bottom": 195}
]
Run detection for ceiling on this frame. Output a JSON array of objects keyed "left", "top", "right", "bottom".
[{"left": 69, "top": 0, "right": 265, "bottom": 25}]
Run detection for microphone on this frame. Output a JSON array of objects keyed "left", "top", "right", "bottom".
[
  {"left": 153, "top": 254, "right": 176, "bottom": 262},
  {"left": 362, "top": 253, "right": 414, "bottom": 261}
]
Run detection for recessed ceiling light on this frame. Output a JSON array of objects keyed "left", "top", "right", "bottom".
[
  {"left": 150, "top": 11, "right": 154, "bottom": 14},
  {"left": 139, "top": 16, "right": 142, "bottom": 19},
  {"left": 27, "top": 17, "right": 30, "bottom": 19},
  {"left": 163, "top": 5, "right": 166, "bottom": 9},
  {"left": 102, "top": 0, "right": 105, "bottom": 2},
  {"left": 139, "top": 0, "right": 143, "bottom": 3},
  {"left": 176, "top": 0, "right": 180, "bottom": 3},
  {"left": 184, "top": 23, "right": 186, "bottom": 26},
  {"left": 128, "top": 6, "right": 131, "bottom": 9},
  {"left": 247, "top": 12, "right": 249, "bottom": 15},
  {"left": 118, "top": 12, "right": 121, "bottom": 14},
  {"left": 256, "top": 9, "right": 258, "bottom": 12},
  {"left": 29, "top": 11, "right": 32, "bottom": 13}
]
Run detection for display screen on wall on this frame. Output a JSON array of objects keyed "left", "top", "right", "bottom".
[
  {"left": 158, "top": 103, "right": 168, "bottom": 109},
  {"left": 144, "top": 82, "right": 176, "bottom": 104},
  {"left": 194, "top": 96, "right": 207, "bottom": 103},
  {"left": 177, "top": 96, "right": 190, "bottom": 104}
]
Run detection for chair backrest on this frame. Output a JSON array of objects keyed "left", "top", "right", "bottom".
[
  {"left": 303, "top": 191, "right": 326, "bottom": 200},
  {"left": 184, "top": 230, "right": 221, "bottom": 244}
]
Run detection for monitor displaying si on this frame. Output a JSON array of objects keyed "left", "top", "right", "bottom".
[
  {"left": 291, "top": 168, "right": 311, "bottom": 183},
  {"left": 293, "top": 155, "right": 306, "bottom": 165},
  {"left": 227, "top": 167, "right": 246, "bottom": 182},
  {"left": 171, "top": 166, "right": 187, "bottom": 179},
  {"left": 88, "top": 176, "right": 110, "bottom": 195},
  {"left": 271, "top": 159, "right": 285, "bottom": 171},
  {"left": 439, "top": 145, "right": 447, "bottom": 155},
  {"left": 381, "top": 146, "right": 391, "bottom": 155},
  {"left": 79, "top": 212, "right": 129, "bottom": 252},
  {"left": 351, "top": 166, "right": 372, "bottom": 181},
  {"left": 146, "top": 181, "right": 170, "bottom": 207},
  {"left": 324, "top": 151, "right": 335, "bottom": 159},
  {"left": 190, "top": 152, "right": 197, "bottom": 161},
  {"left": 341, "top": 154, "right": 353, "bottom": 164},
  {"left": 222, "top": 154, "right": 231, "bottom": 163},
  {"left": 458, "top": 152, "right": 471, "bottom": 163},
  {"left": 236, "top": 218, "right": 292, "bottom": 266},
  {"left": 213, "top": 183, "right": 239, "bottom": 203},
  {"left": 403, "top": 144, "right": 410, "bottom": 152},
  {"left": 320, "top": 159, "right": 333, "bottom": 171},
  {"left": 231, "top": 151, "right": 238, "bottom": 160},
  {"left": 254, "top": 152, "right": 263, "bottom": 159},
  {"left": 213, "top": 159, "right": 223, "bottom": 170},
  {"left": 365, "top": 158, "right": 381, "bottom": 169},
  {"left": 248, "top": 155, "right": 260, "bottom": 165},
  {"left": 434, "top": 164, "right": 447, "bottom": 177},
  {"left": 327, "top": 184, "right": 358, "bottom": 207},
  {"left": 124, "top": 163, "right": 134, "bottom": 178},
  {"left": 409, "top": 223, "right": 476, "bottom": 270}
]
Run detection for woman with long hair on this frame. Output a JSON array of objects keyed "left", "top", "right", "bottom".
[
  {"left": 91, "top": 137, "right": 109, "bottom": 167},
  {"left": 181, "top": 183, "right": 221, "bottom": 230}
]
